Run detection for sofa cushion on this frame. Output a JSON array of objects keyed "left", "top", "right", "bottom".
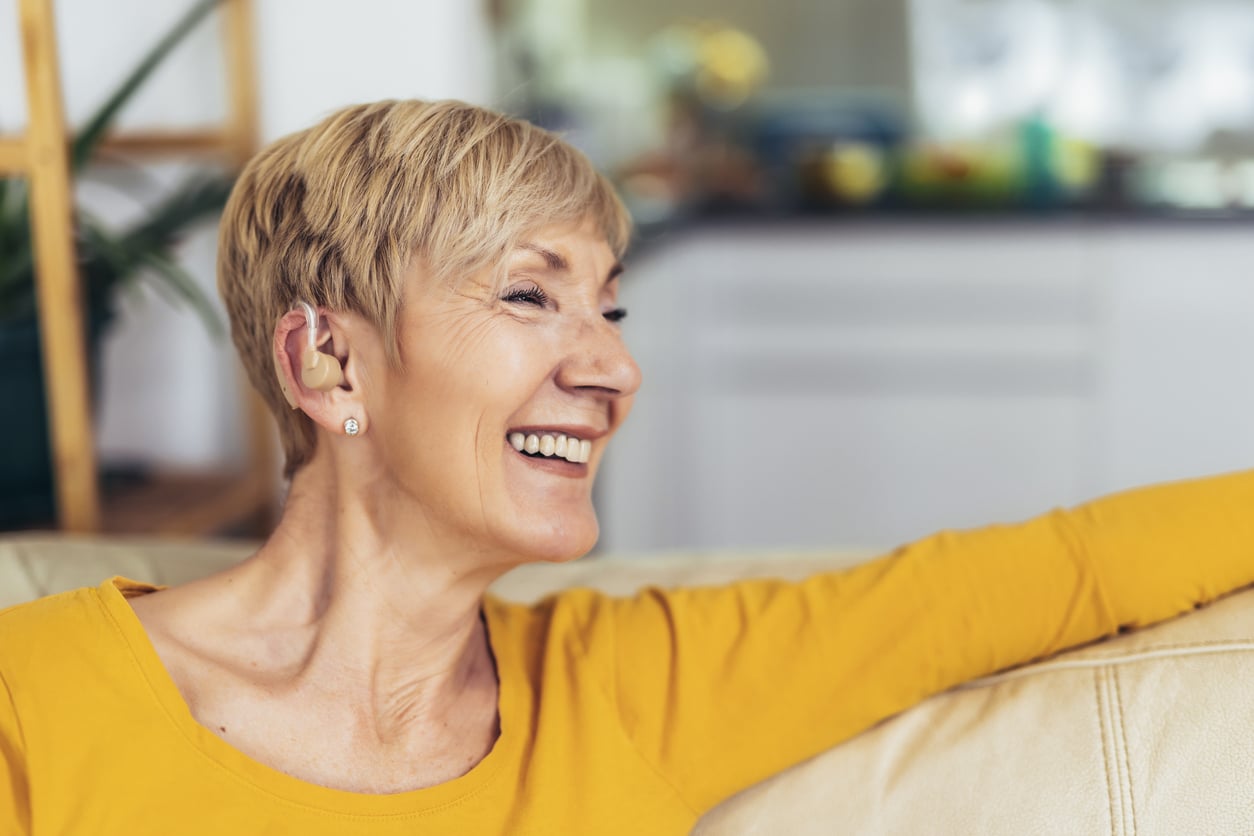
[
  {"left": 0, "top": 535, "right": 253, "bottom": 609},
  {"left": 694, "top": 585, "right": 1254, "bottom": 834},
  {"left": 0, "top": 533, "right": 871, "bottom": 609}
]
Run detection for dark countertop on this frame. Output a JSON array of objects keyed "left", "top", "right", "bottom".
[{"left": 627, "top": 207, "right": 1254, "bottom": 257}]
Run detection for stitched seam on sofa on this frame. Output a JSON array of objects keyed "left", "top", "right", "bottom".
[
  {"left": 94, "top": 587, "right": 511, "bottom": 821},
  {"left": 1108, "top": 666, "right": 1128, "bottom": 836},
  {"left": 1103, "top": 665, "right": 1134, "bottom": 835},
  {"left": 1113, "top": 667, "right": 1138, "bottom": 835},
  {"left": 1096, "top": 667, "right": 1119, "bottom": 836},
  {"left": 957, "top": 642, "right": 1254, "bottom": 689},
  {"left": 1052, "top": 638, "right": 1254, "bottom": 660},
  {"left": 1106, "top": 666, "right": 1134, "bottom": 835}
]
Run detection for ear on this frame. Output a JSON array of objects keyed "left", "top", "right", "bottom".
[{"left": 273, "top": 307, "right": 367, "bottom": 436}]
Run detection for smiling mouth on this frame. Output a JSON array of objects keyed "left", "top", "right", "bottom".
[{"left": 507, "top": 432, "right": 592, "bottom": 463}]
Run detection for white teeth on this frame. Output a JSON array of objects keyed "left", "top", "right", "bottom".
[{"left": 510, "top": 431, "right": 592, "bottom": 462}]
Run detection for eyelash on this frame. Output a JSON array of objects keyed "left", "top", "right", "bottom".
[
  {"left": 502, "top": 286, "right": 550, "bottom": 307},
  {"left": 502, "top": 286, "right": 628, "bottom": 323}
]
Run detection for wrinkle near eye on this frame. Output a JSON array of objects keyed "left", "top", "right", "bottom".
[
  {"left": 408, "top": 281, "right": 511, "bottom": 372},
  {"left": 433, "top": 308, "right": 504, "bottom": 372}
]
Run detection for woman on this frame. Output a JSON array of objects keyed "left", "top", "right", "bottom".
[{"left": 2, "top": 100, "right": 1253, "bottom": 834}]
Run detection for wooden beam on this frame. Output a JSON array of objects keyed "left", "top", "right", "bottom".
[
  {"left": 221, "top": 0, "right": 280, "bottom": 533},
  {"left": 221, "top": 0, "right": 259, "bottom": 167},
  {"left": 4, "top": 130, "right": 237, "bottom": 170},
  {"left": 97, "top": 129, "right": 232, "bottom": 157},
  {"left": 0, "top": 137, "right": 27, "bottom": 174},
  {"left": 19, "top": 0, "right": 100, "bottom": 531}
]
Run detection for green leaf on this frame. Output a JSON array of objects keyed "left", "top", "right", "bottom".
[
  {"left": 71, "top": 0, "right": 225, "bottom": 172},
  {"left": 79, "top": 208, "right": 226, "bottom": 340},
  {"left": 79, "top": 212, "right": 142, "bottom": 279},
  {"left": 0, "top": 183, "right": 34, "bottom": 306},
  {"left": 0, "top": 178, "right": 32, "bottom": 278},
  {"left": 118, "top": 173, "right": 235, "bottom": 254},
  {"left": 80, "top": 158, "right": 166, "bottom": 205},
  {"left": 79, "top": 175, "right": 229, "bottom": 338},
  {"left": 136, "top": 249, "right": 224, "bottom": 337}
]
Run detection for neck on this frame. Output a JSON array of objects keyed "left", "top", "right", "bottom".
[{"left": 223, "top": 456, "right": 513, "bottom": 741}]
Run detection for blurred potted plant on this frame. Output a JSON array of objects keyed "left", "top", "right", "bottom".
[{"left": 0, "top": 0, "right": 236, "bottom": 527}]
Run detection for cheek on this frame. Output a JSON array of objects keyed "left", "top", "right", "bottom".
[
  {"left": 411, "top": 312, "right": 502, "bottom": 390},
  {"left": 383, "top": 316, "right": 562, "bottom": 461},
  {"left": 391, "top": 317, "right": 524, "bottom": 424}
]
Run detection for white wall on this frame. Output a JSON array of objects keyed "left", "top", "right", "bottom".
[
  {"left": 0, "top": 0, "right": 493, "bottom": 470},
  {"left": 254, "top": 0, "right": 492, "bottom": 142}
]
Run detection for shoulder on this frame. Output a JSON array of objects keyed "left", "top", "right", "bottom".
[
  {"left": 0, "top": 579, "right": 135, "bottom": 685},
  {"left": 484, "top": 580, "right": 777, "bottom": 661},
  {"left": 0, "top": 582, "right": 110, "bottom": 638}
]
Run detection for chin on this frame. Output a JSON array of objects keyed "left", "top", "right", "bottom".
[{"left": 509, "top": 515, "right": 600, "bottom": 565}]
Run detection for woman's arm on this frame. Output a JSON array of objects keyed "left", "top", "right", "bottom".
[{"left": 589, "top": 469, "right": 1254, "bottom": 812}]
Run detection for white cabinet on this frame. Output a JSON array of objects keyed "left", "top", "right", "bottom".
[
  {"left": 1092, "top": 228, "right": 1254, "bottom": 489},
  {"left": 597, "top": 222, "right": 1254, "bottom": 553}
]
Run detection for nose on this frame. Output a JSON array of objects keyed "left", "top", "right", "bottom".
[{"left": 557, "top": 315, "right": 642, "bottom": 400}]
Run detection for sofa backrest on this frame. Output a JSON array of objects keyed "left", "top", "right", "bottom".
[
  {"left": 695, "top": 584, "right": 1254, "bottom": 834},
  {"left": 0, "top": 533, "right": 871, "bottom": 608}
]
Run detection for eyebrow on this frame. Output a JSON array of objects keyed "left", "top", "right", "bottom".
[
  {"left": 517, "top": 242, "right": 624, "bottom": 285},
  {"left": 519, "top": 243, "right": 569, "bottom": 272}
]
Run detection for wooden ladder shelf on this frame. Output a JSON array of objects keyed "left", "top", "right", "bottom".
[{"left": 3, "top": 0, "right": 276, "bottom": 535}]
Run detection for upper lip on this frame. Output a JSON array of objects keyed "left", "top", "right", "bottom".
[{"left": 506, "top": 424, "right": 608, "bottom": 441}]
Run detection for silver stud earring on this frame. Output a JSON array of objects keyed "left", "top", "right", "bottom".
[{"left": 343, "top": 417, "right": 361, "bottom": 437}]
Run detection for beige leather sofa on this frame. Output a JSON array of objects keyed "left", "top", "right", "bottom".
[{"left": 3, "top": 534, "right": 1252, "bottom": 834}]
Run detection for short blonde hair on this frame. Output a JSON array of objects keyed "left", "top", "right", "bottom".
[{"left": 217, "top": 100, "right": 632, "bottom": 477}]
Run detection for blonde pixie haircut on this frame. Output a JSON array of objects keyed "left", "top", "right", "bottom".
[{"left": 218, "top": 99, "right": 632, "bottom": 477}]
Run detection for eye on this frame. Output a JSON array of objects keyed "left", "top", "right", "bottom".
[
  {"left": 603, "top": 307, "right": 628, "bottom": 323},
  {"left": 501, "top": 284, "right": 550, "bottom": 307}
]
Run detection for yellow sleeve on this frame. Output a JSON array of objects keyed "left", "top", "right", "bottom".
[
  {"left": 599, "top": 469, "right": 1254, "bottom": 812},
  {"left": 0, "top": 671, "right": 29, "bottom": 835}
]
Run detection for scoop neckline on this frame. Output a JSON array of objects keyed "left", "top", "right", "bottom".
[{"left": 96, "top": 576, "right": 521, "bottom": 818}]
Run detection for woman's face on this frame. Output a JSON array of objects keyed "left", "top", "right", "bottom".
[{"left": 365, "top": 218, "right": 640, "bottom": 564}]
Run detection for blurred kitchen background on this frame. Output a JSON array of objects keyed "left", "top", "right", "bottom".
[{"left": 5, "top": 0, "right": 1254, "bottom": 552}]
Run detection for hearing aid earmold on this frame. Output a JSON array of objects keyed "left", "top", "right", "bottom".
[{"left": 275, "top": 301, "right": 344, "bottom": 409}]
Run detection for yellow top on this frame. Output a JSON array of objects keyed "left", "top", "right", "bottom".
[{"left": 2, "top": 471, "right": 1254, "bottom": 834}]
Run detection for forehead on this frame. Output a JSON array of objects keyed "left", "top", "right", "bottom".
[
  {"left": 508, "top": 219, "right": 617, "bottom": 269},
  {"left": 500, "top": 219, "right": 623, "bottom": 294},
  {"left": 406, "top": 218, "right": 622, "bottom": 301}
]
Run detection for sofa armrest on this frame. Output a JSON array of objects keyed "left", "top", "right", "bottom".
[{"left": 695, "top": 585, "right": 1254, "bottom": 834}]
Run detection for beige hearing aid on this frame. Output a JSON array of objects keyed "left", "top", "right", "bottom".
[{"left": 275, "top": 301, "right": 343, "bottom": 409}]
